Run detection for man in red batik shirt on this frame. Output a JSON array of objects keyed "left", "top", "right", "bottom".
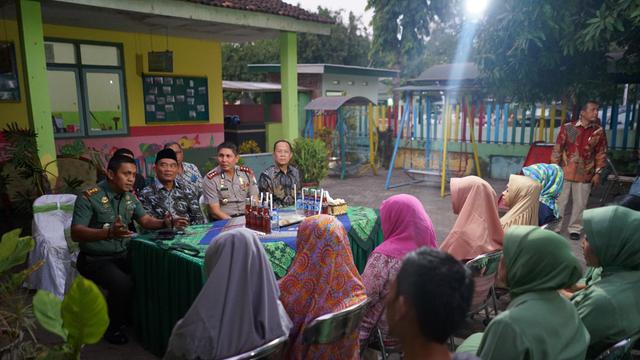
[{"left": 551, "top": 100, "right": 608, "bottom": 240}]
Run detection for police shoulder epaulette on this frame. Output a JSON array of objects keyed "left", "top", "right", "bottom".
[
  {"left": 206, "top": 169, "right": 219, "bottom": 180},
  {"left": 84, "top": 187, "right": 100, "bottom": 197},
  {"left": 239, "top": 166, "right": 254, "bottom": 175}
]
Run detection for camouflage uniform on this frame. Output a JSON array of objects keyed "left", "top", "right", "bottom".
[
  {"left": 202, "top": 165, "right": 258, "bottom": 218},
  {"left": 138, "top": 178, "right": 205, "bottom": 225},
  {"left": 258, "top": 165, "right": 301, "bottom": 207}
]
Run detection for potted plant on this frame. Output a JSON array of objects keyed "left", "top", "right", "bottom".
[{"left": 292, "top": 138, "right": 329, "bottom": 187}]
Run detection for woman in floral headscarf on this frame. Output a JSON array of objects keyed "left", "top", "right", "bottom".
[
  {"left": 522, "top": 163, "right": 564, "bottom": 225},
  {"left": 279, "top": 215, "right": 367, "bottom": 360}
]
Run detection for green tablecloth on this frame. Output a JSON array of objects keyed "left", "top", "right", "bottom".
[{"left": 131, "top": 207, "right": 382, "bottom": 357}]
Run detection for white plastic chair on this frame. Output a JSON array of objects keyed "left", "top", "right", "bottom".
[
  {"left": 24, "top": 194, "right": 78, "bottom": 298},
  {"left": 199, "top": 195, "right": 210, "bottom": 221}
]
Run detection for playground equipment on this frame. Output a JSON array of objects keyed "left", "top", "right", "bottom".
[{"left": 304, "top": 96, "right": 392, "bottom": 179}]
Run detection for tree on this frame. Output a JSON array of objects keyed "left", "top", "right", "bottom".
[
  {"left": 474, "top": 0, "right": 638, "bottom": 103},
  {"left": 367, "top": 0, "right": 454, "bottom": 79},
  {"left": 222, "top": 7, "right": 371, "bottom": 83}
]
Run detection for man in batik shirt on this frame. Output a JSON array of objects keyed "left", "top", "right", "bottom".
[
  {"left": 139, "top": 148, "right": 205, "bottom": 225},
  {"left": 551, "top": 100, "right": 608, "bottom": 240},
  {"left": 259, "top": 139, "right": 301, "bottom": 207}
]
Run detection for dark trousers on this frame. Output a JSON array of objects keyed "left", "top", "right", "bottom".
[{"left": 76, "top": 252, "right": 133, "bottom": 330}]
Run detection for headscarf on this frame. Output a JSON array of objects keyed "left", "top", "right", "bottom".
[
  {"left": 583, "top": 205, "right": 640, "bottom": 271},
  {"left": 522, "top": 163, "right": 564, "bottom": 218},
  {"left": 165, "top": 228, "right": 292, "bottom": 360},
  {"left": 500, "top": 175, "right": 541, "bottom": 230},
  {"left": 504, "top": 226, "right": 582, "bottom": 298},
  {"left": 439, "top": 176, "right": 504, "bottom": 261},
  {"left": 373, "top": 194, "right": 437, "bottom": 259},
  {"left": 279, "top": 215, "right": 367, "bottom": 360}
]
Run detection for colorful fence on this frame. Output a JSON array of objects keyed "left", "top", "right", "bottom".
[{"left": 377, "top": 96, "right": 640, "bottom": 151}]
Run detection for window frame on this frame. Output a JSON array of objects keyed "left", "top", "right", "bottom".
[{"left": 45, "top": 38, "right": 129, "bottom": 138}]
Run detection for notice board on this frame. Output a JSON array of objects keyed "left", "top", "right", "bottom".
[{"left": 143, "top": 74, "right": 209, "bottom": 122}]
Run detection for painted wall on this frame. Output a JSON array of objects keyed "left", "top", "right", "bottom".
[
  {"left": 0, "top": 19, "right": 224, "bottom": 162},
  {"left": 320, "top": 74, "right": 380, "bottom": 103}
]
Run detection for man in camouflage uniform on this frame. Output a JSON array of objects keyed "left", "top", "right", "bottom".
[
  {"left": 259, "top": 139, "right": 301, "bottom": 207},
  {"left": 71, "top": 155, "right": 187, "bottom": 345},
  {"left": 139, "top": 148, "right": 205, "bottom": 225},
  {"left": 203, "top": 142, "right": 258, "bottom": 220}
]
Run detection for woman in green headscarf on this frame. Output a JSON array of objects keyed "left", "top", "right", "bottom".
[
  {"left": 457, "top": 226, "right": 589, "bottom": 359},
  {"left": 571, "top": 205, "right": 640, "bottom": 357}
]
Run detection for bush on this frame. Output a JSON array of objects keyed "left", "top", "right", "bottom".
[{"left": 292, "top": 138, "right": 329, "bottom": 184}]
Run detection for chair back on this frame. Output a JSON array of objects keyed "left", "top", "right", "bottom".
[
  {"left": 26, "top": 194, "right": 78, "bottom": 298},
  {"left": 302, "top": 299, "right": 369, "bottom": 345},
  {"left": 594, "top": 332, "right": 640, "bottom": 360},
  {"left": 223, "top": 335, "right": 288, "bottom": 360},
  {"left": 466, "top": 250, "right": 502, "bottom": 313},
  {"left": 594, "top": 338, "right": 632, "bottom": 360},
  {"left": 199, "top": 195, "right": 210, "bottom": 221}
]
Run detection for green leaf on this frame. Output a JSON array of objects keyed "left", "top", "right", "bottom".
[
  {"left": 33, "top": 290, "right": 68, "bottom": 341},
  {"left": 61, "top": 276, "right": 109, "bottom": 350},
  {"left": 0, "top": 228, "right": 34, "bottom": 274}
]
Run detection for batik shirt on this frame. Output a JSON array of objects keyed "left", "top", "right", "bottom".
[
  {"left": 139, "top": 178, "right": 205, "bottom": 225},
  {"left": 551, "top": 120, "right": 608, "bottom": 183},
  {"left": 177, "top": 162, "right": 203, "bottom": 195},
  {"left": 258, "top": 165, "right": 301, "bottom": 207}
]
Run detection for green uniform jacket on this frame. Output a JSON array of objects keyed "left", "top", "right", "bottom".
[
  {"left": 72, "top": 180, "right": 146, "bottom": 255},
  {"left": 572, "top": 206, "right": 640, "bottom": 355},
  {"left": 459, "top": 226, "right": 589, "bottom": 360},
  {"left": 478, "top": 291, "right": 590, "bottom": 360}
]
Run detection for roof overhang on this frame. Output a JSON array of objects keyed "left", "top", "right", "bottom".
[
  {"left": 222, "top": 80, "right": 311, "bottom": 92},
  {"left": 2, "top": 0, "right": 331, "bottom": 42},
  {"left": 249, "top": 63, "right": 399, "bottom": 78},
  {"left": 305, "top": 96, "right": 373, "bottom": 111}
]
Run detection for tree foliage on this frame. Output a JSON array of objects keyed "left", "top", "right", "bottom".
[
  {"left": 475, "top": 0, "right": 639, "bottom": 103},
  {"left": 221, "top": 7, "right": 371, "bottom": 85},
  {"left": 366, "top": 0, "right": 453, "bottom": 78}
]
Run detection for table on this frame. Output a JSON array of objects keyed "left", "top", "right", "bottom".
[{"left": 130, "top": 206, "right": 382, "bottom": 356}]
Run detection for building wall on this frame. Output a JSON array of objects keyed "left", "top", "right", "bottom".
[
  {"left": 0, "top": 19, "right": 224, "bottom": 165},
  {"left": 320, "top": 74, "right": 380, "bottom": 103}
]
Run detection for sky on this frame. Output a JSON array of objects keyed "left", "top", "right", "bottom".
[{"left": 282, "top": 0, "right": 373, "bottom": 31}]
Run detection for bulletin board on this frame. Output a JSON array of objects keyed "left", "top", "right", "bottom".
[{"left": 142, "top": 74, "right": 209, "bottom": 123}]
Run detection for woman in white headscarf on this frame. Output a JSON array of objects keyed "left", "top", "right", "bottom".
[{"left": 165, "top": 228, "right": 292, "bottom": 359}]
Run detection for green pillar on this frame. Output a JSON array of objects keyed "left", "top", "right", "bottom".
[
  {"left": 279, "top": 31, "right": 298, "bottom": 141},
  {"left": 17, "top": 0, "right": 57, "bottom": 182}
]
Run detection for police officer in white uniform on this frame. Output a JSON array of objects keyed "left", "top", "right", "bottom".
[{"left": 202, "top": 142, "right": 258, "bottom": 220}]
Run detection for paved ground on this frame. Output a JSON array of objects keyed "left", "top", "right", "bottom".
[{"left": 35, "top": 169, "right": 617, "bottom": 358}]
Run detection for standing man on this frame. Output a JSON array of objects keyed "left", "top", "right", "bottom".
[
  {"left": 139, "top": 148, "right": 205, "bottom": 225},
  {"left": 551, "top": 100, "right": 608, "bottom": 240},
  {"left": 164, "top": 142, "right": 203, "bottom": 195},
  {"left": 71, "top": 155, "right": 187, "bottom": 345},
  {"left": 259, "top": 139, "right": 301, "bottom": 207},
  {"left": 202, "top": 142, "right": 258, "bottom": 220}
]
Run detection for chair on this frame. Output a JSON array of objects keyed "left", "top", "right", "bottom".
[
  {"left": 24, "top": 194, "right": 78, "bottom": 299},
  {"left": 466, "top": 250, "right": 503, "bottom": 323},
  {"left": 223, "top": 335, "right": 288, "bottom": 360},
  {"left": 594, "top": 338, "right": 632, "bottom": 360},
  {"left": 199, "top": 195, "right": 210, "bottom": 221},
  {"left": 601, "top": 158, "right": 637, "bottom": 204},
  {"left": 302, "top": 299, "right": 370, "bottom": 344},
  {"left": 365, "top": 326, "right": 402, "bottom": 360},
  {"left": 593, "top": 332, "right": 640, "bottom": 360}
]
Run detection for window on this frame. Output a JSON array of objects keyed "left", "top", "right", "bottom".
[
  {"left": 331, "top": 80, "right": 340, "bottom": 85},
  {"left": 347, "top": 81, "right": 354, "bottom": 86},
  {"left": 46, "top": 40, "right": 127, "bottom": 137}
]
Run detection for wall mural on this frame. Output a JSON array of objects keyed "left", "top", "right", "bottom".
[{"left": 55, "top": 132, "right": 219, "bottom": 178}]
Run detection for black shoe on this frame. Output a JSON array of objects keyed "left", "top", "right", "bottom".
[
  {"left": 105, "top": 328, "right": 129, "bottom": 345},
  {"left": 569, "top": 233, "right": 581, "bottom": 241}
]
